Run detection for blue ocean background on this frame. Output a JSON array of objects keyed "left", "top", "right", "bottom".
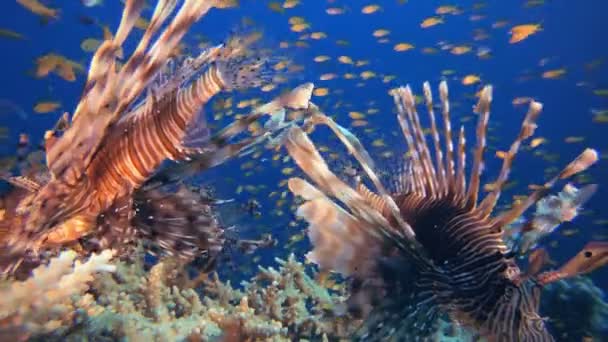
[{"left": 1, "top": 0, "right": 606, "bottom": 287}]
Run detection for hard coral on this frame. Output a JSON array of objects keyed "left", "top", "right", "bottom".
[
  {"left": 0, "top": 250, "right": 116, "bottom": 340},
  {"left": 12, "top": 251, "right": 354, "bottom": 341}
]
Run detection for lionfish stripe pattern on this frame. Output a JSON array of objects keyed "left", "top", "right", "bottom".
[
  {"left": 0, "top": 0, "right": 285, "bottom": 275},
  {"left": 20, "top": 0, "right": 263, "bottom": 237},
  {"left": 285, "top": 81, "right": 606, "bottom": 341}
]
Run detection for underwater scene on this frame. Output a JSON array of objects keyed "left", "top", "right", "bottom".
[{"left": 0, "top": 0, "right": 607, "bottom": 341}]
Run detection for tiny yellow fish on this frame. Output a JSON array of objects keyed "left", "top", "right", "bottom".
[
  {"left": 310, "top": 31, "right": 327, "bottom": 39},
  {"left": 462, "top": 74, "right": 480, "bottom": 85},
  {"left": 338, "top": 55, "right": 353, "bottom": 64},
  {"left": 320, "top": 73, "right": 337, "bottom": 81},
  {"left": 373, "top": 29, "right": 390, "bottom": 38},
  {"left": 17, "top": 0, "right": 58, "bottom": 19},
  {"left": 512, "top": 97, "right": 533, "bottom": 106},
  {"left": 313, "top": 88, "right": 329, "bottom": 96},
  {"left": 326, "top": 7, "right": 345, "bottom": 15},
  {"left": 394, "top": 43, "right": 414, "bottom": 52},
  {"left": 542, "top": 68, "right": 566, "bottom": 79},
  {"left": 362, "top": 4, "right": 381, "bottom": 14},
  {"left": 314, "top": 55, "right": 331, "bottom": 62},
  {"left": 564, "top": 136, "right": 584, "bottom": 143},
  {"left": 34, "top": 101, "right": 61, "bottom": 114},
  {"left": 509, "top": 24, "right": 541, "bottom": 43},
  {"left": 450, "top": 45, "right": 472, "bottom": 55},
  {"left": 421, "top": 17, "right": 443, "bottom": 28}
]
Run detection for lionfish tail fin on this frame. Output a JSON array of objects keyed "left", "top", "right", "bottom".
[{"left": 132, "top": 186, "right": 225, "bottom": 261}]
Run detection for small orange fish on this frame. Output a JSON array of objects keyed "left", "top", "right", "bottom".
[
  {"left": 394, "top": 43, "right": 414, "bottom": 52},
  {"left": 450, "top": 45, "right": 472, "bottom": 55},
  {"left": 542, "top": 68, "right": 566, "bottom": 79},
  {"left": 17, "top": 0, "right": 59, "bottom": 19},
  {"left": 512, "top": 97, "right": 533, "bottom": 106},
  {"left": 362, "top": 4, "right": 381, "bottom": 14},
  {"left": 421, "top": 17, "right": 443, "bottom": 28},
  {"left": 33, "top": 101, "right": 61, "bottom": 114},
  {"left": 326, "top": 7, "right": 345, "bottom": 15},
  {"left": 509, "top": 24, "right": 541, "bottom": 43},
  {"left": 462, "top": 75, "right": 480, "bottom": 85}
]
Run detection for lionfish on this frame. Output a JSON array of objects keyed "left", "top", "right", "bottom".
[
  {"left": 0, "top": 0, "right": 310, "bottom": 275},
  {"left": 284, "top": 81, "right": 608, "bottom": 341}
]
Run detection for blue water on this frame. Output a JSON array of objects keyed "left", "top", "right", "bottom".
[{"left": 1, "top": 0, "right": 607, "bottom": 285}]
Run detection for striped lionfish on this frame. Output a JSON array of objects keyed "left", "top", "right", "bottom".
[
  {"left": 284, "top": 81, "right": 608, "bottom": 341},
  {"left": 0, "top": 0, "right": 312, "bottom": 276}
]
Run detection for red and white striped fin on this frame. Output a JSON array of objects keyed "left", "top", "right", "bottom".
[
  {"left": 493, "top": 148, "right": 598, "bottom": 228},
  {"left": 465, "top": 85, "right": 492, "bottom": 209},
  {"left": 478, "top": 101, "right": 542, "bottom": 218}
]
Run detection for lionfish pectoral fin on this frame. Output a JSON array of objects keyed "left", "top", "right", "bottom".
[
  {"left": 179, "top": 108, "right": 212, "bottom": 152},
  {"left": 492, "top": 148, "right": 599, "bottom": 229},
  {"left": 132, "top": 185, "right": 224, "bottom": 261},
  {"left": 297, "top": 196, "right": 384, "bottom": 276},
  {"left": 284, "top": 126, "right": 412, "bottom": 251},
  {"left": 571, "top": 183, "right": 598, "bottom": 208},
  {"left": 299, "top": 110, "right": 416, "bottom": 241},
  {"left": 538, "top": 241, "right": 608, "bottom": 285},
  {"left": 1, "top": 176, "right": 42, "bottom": 192},
  {"left": 288, "top": 177, "right": 326, "bottom": 200},
  {"left": 353, "top": 295, "right": 441, "bottom": 341},
  {"left": 356, "top": 182, "right": 388, "bottom": 213}
]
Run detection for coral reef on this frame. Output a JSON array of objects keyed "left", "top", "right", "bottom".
[
  {"left": 0, "top": 250, "right": 116, "bottom": 340},
  {"left": 1, "top": 249, "right": 355, "bottom": 341},
  {"left": 541, "top": 276, "right": 608, "bottom": 341},
  {"left": 3, "top": 245, "right": 607, "bottom": 342}
]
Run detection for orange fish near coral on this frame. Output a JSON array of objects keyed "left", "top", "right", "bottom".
[{"left": 509, "top": 24, "right": 541, "bottom": 43}]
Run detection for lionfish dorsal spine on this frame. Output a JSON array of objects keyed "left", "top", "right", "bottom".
[
  {"left": 477, "top": 101, "right": 543, "bottom": 218},
  {"left": 465, "top": 86, "right": 492, "bottom": 209},
  {"left": 423, "top": 82, "right": 448, "bottom": 195},
  {"left": 439, "top": 81, "right": 456, "bottom": 191},
  {"left": 455, "top": 125, "right": 467, "bottom": 198},
  {"left": 404, "top": 85, "right": 439, "bottom": 196}
]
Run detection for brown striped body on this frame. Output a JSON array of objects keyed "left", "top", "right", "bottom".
[{"left": 87, "top": 66, "right": 224, "bottom": 211}]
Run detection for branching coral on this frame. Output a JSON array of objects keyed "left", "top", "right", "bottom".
[
  {"left": 6, "top": 251, "right": 353, "bottom": 341},
  {"left": 2, "top": 245, "right": 605, "bottom": 341},
  {"left": 0, "top": 250, "right": 116, "bottom": 340},
  {"left": 239, "top": 254, "right": 355, "bottom": 340}
]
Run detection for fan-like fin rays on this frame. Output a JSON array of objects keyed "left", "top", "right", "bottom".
[
  {"left": 478, "top": 101, "right": 542, "bottom": 218},
  {"left": 492, "top": 148, "right": 598, "bottom": 229}
]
